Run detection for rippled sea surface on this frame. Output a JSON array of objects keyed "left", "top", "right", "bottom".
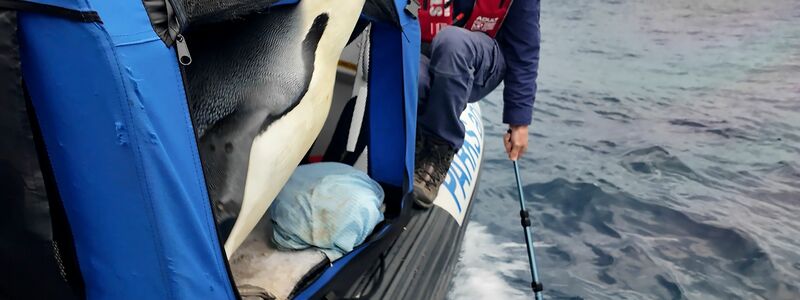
[{"left": 449, "top": 0, "right": 800, "bottom": 299}]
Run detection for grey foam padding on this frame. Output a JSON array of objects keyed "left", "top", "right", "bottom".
[
  {"left": 180, "top": 0, "right": 280, "bottom": 24},
  {"left": 179, "top": 0, "right": 399, "bottom": 26}
]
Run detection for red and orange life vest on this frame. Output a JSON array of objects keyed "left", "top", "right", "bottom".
[{"left": 418, "top": 0, "right": 514, "bottom": 43}]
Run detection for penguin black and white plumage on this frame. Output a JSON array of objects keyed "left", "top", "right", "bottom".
[{"left": 185, "top": 0, "right": 367, "bottom": 256}]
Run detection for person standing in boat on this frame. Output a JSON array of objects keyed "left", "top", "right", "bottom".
[{"left": 414, "top": 0, "right": 541, "bottom": 207}]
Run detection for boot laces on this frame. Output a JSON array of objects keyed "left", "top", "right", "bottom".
[{"left": 416, "top": 143, "right": 453, "bottom": 189}]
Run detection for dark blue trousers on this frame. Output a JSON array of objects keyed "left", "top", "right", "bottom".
[{"left": 418, "top": 26, "right": 506, "bottom": 150}]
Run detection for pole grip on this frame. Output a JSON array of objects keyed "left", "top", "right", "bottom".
[
  {"left": 532, "top": 281, "right": 544, "bottom": 292},
  {"left": 520, "top": 209, "right": 531, "bottom": 227}
]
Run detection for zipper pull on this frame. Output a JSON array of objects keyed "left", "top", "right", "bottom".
[{"left": 176, "top": 34, "right": 192, "bottom": 66}]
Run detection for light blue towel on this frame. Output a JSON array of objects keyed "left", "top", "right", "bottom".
[{"left": 270, "top": 162, "right": 384, "bottom": 260}]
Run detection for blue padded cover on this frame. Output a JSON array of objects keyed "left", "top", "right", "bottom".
[
  {"left": 18, "top": 0, "right": 235, "bottom": 298},
  {"left": 367, "top": 0, "right": 419, "bottom": 191}
]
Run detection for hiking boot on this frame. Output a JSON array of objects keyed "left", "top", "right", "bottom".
[
  {"left": 415, "top": 132, "right": 426, "bottom": 157},
  {"left": 413, "top": 135, "right": 456, "bottom": 208}
]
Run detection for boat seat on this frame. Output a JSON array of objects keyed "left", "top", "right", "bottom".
[{"left": 230, "top": 207, "right": 329, "bottom": 300}]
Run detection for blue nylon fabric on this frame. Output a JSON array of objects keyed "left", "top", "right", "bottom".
[
  {"left": 368, "top": 0, "right": 419, "bottom": 191},
  {"left": 401, "top": 10, "right": 421, "bottom": 193},
  {"left": 18, "top": 0, "right": 234, "bottom": 299},
  {"left": 367, "top": 22, "right": 403, "bottom": 187}
]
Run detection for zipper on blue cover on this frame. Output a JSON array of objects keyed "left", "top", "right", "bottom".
[
  {"left": 172, "top": 35, "right": 241, "bottom": 299},
  {"left": 175, "top": 34, "right": 192, "bottom": 66}
]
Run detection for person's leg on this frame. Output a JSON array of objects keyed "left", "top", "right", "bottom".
[
  {"left": 417, "top": 26, "right": 505, "bottom": 150},
  {"left": 418, "top": 54, "right": 431, "bottom": 105},
  {"left": 414, "top": 27, "right": 505, "bottom": 207}
]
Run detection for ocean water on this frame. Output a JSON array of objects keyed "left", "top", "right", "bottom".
[{"left": 449, "top": 0, "right": 800, "bottom": 299}]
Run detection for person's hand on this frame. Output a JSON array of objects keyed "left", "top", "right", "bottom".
[{"left": 503, "top": 125, "right": 529, "bottom": 161}]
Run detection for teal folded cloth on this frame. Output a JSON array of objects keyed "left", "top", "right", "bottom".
[{"left": 270, "top": 162, "right": 384, "bottom": 260}]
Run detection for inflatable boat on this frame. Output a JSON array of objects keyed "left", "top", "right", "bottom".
[{"left": 0, "top": 0, "right": 484, "bottom": 299}]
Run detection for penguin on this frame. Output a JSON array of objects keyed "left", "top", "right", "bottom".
[{"left": 185, "top": 0, "right": 367, "bottom": 257}]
